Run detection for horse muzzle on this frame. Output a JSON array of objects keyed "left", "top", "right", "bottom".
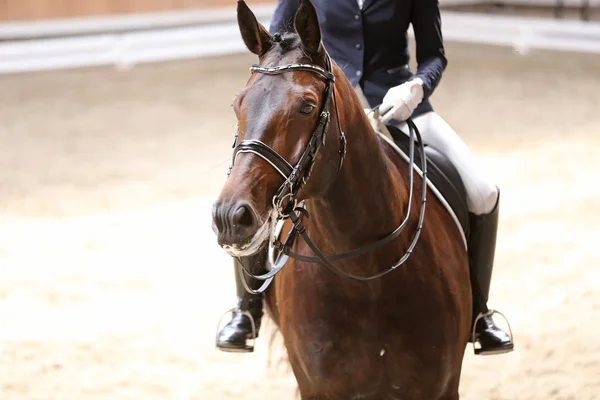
[{"left": 212, "top": 200, "right": 271, "bottom": 256}]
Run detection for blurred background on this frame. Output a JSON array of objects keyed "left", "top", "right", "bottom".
[{"left": 0, "top": 1, "right": 599, "bottom": 399}]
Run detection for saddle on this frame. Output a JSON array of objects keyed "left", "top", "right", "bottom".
[{"left": 384, "top": 124, "right": 470, "bottom": 242}]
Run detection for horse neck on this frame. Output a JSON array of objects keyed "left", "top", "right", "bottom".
[{"left": 306, "top": 74, "right": 408, "bottom": 257}]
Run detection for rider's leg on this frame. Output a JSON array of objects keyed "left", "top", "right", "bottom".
[
  {"left": 216, "top": 248, "right": 266, "bottom": 352},
  {"left": 402, "top": 112, "right": 498, "bottom": 215},
  {"left": 396, "top": 111, "right": 514, "bottom": 355}
]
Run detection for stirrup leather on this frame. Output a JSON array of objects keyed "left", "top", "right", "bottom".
[{"left": 215, "top": 307, "right": 258, "bottom": 353}]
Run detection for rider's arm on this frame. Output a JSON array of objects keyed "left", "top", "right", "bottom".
[
  {"left": 269, "top": 0, "right": 301, "bottom": 35},
  {"left": 410, "top": 0, "right": 448, "bottom": 101}
]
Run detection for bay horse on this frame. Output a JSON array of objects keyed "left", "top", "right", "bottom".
[{"left": 212, "top": 0, "right": 472, "bottom": 398}]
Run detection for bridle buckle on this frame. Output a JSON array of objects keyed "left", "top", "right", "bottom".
[{"left": 273, "top": 192, "right": 297, "bottom": 219}]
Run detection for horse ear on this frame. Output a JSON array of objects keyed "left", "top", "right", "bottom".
[
  {"left": 294, "top": 0, "right": 323, "bottom": 57},
  {"left": 237, "top": 0, "right": 272, "bottom": 56}
]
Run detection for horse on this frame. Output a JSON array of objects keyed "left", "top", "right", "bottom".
[{"left": 212, "top": 0, "right": 472, "bottom": 398}]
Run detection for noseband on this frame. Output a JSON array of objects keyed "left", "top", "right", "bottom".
[{"left": 229, "top": 55, "right": 347, "bottom": 217}]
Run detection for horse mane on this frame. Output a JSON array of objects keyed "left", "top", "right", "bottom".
[
  {"left": 267, "top": 31, "right": 320, "bottom": 64},
  {"left": 272, "top": 31, "right": 301, "bottom": 52}
]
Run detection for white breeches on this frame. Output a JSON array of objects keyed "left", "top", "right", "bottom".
[
  {"left": 394, "top": 112, "right": 498, "bottom": 215},
  {"left": 355, "top": 85, "right": 498, "bottom": 214}
]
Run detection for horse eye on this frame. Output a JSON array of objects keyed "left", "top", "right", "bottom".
[{"left": 299, "top": 103, "right": 316, "bottom": 115}]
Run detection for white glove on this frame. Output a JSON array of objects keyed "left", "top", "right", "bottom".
[{"left": 380, "top": 78, "right": 424, "bottom": 124}]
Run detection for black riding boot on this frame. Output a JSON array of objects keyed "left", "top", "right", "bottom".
[
  {"left": 216, "top": 255, "right": 265, "bottom": 353},
  {"left": 468, "top": 191, "right": 514, "bottom": 355}
]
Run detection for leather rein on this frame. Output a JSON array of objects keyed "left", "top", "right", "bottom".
[{"left": 230, "top": 55, "right": 428, "bottom": 294}]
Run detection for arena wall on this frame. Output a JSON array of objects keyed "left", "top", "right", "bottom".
[
  {"left": 1, "top": 0, "right": 598, "bottom": 22},
  {"left": 0, "top": 0, "right": 598, "bottom": 74},
  {"left": 0, "top": 0, "right": 272, "bottom": 21}
]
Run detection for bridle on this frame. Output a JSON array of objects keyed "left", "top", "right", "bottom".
[
  {"left": 229, "top": 53, "right": 428, "bottom": 294},
  {"left": 230, "top": 54, "right": 347, "bottom": 217}
]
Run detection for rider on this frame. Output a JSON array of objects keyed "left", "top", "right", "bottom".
[{"left": 217, "top": 0, "right": 514, "bottom": 355}]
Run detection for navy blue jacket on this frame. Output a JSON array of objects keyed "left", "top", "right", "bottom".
[{"left": 269, "top": 0, "right": 447, "bottom": 117}]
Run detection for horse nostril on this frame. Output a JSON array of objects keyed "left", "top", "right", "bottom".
[
  {"left": 233, "top": 204, "right": 255, "bottom": 228},
  {"left": 212, "top": 202, "right": 224, "bottom": 233}
]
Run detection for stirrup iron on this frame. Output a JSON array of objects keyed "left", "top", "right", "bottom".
[
  {"left": 471, "top": 309, "right": 514, "bottom": 355},
  {"left": 215, "top": 307, "right": 258, "bottom": 353}
]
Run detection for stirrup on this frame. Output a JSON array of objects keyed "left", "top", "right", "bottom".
[
  {"left": 215, "top": 307, "right": 258, "bottom": 353},
  {"left": 471, "top": 309, "right": 514, "bottom": 355}
]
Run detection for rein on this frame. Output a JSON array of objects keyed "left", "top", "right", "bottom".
[{"left": 230, "top": 55, "right": 428, "bottom": 293}]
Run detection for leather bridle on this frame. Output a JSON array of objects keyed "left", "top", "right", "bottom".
[
  {"left": 229, "top": 54, "right": 428, "bottom": 294},
  {"left": 230, "top": 55, "right": 347, "bottom": 217}
]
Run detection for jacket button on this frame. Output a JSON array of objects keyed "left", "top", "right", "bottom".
[
  {"left": 354, "top": 14, "right": 360, "bottom": 21},
  {"left": 355, "top": 43, "right": 362, "bottom": 50},
  {"left": 355, "top": 70, "right": 362, "bottom": 77}
]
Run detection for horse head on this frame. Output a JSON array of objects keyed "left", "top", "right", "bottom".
[{"left": 212, "top": 0, "right": 345, "bottom": 257}]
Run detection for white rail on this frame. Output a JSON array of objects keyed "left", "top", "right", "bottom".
[
  {"left": 0, "top": 6, "right": 598, "bottom": 74},
  {"left": 0, "top": 5, "right": 274, "bottom": 40}
]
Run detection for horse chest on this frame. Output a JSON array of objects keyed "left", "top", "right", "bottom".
[
  {"left": 274, "top": 261, "right": 459, "bottom": 399},
  {"left": 288, "top": 333, "right": 447, "bottom": 399}
]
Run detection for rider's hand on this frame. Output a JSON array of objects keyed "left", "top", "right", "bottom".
[{"left": 380, "top": 78, "right": 424, "bottom": 124}]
